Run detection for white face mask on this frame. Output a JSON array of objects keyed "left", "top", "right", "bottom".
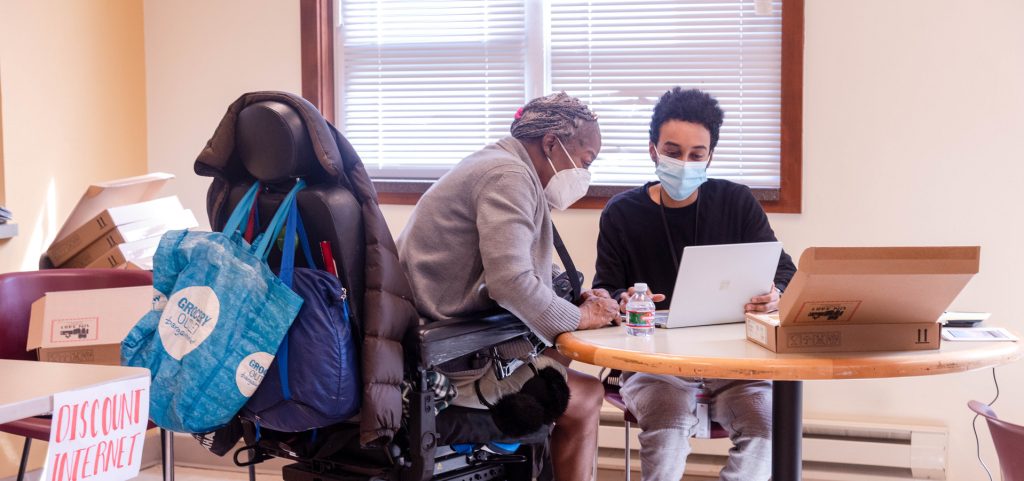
[{"left": 544, "top": 138, "right": 592, "bottom": 210}]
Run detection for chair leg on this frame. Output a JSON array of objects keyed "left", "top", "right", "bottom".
[
  {"left": 248, "top": 450, "right": 257, "bottom": 481},
  {"left": 17, "top": 438, "right": 31, "bottom": 481},
  {"left": 624, "top": 422, "right": 631, "bottom": 481},
  {"left": 161, "top": 428, "right": 175, "bottom": 481}
]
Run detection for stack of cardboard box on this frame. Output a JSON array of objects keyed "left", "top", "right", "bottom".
[
  {"left": 745, "top": 246, "right": 980, "bottom": 353},
  {"left": 44, "top": 173, "right": 198, "bottom": 270}
]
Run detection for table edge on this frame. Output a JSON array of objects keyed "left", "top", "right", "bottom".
[
  {"left": 0, "top": 361, "right": 151, "bottom": 424},
  {"left": 555, "top": 331, "right": 1024, "bottom": 380}
]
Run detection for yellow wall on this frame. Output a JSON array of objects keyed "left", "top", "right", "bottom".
[
  {"left": 0, "top": 85, "right": 6, "bottom": 204},
  {"left": 0, "top": 0, "right": 147, "bottom": 476},
  {"left": 144, "top": 0, "right": 303, "bottom": 230},
  {"left": 0, "top": 0, "right": 148, "bottom": 275}
]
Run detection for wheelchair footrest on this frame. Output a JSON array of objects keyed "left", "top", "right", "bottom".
[{"left": 432, "top": 465, "right": 507, "bottom": 481}]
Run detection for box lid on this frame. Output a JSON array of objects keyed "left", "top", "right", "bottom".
[
  {"left": 792, "top": 246, "right": 980, "bottom": 275},
  {"left": 778, "top": 246, "right": 980, "bottom": 325},
  {"left": 27, "top": 285, "right": 153, "bottom": 350}
]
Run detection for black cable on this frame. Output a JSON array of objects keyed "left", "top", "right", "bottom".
[
  {"left": 972, "top": 367, "right": 1000, "bottom": 481},
  {"left": 657, "top": 183, "right": 700, "bottom": 270}
]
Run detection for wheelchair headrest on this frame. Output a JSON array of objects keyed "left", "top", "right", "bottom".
[
  {"left": 196, "top": 91, "right": 350, "bottom": 187},
  {"left": 235, "top": 101, "right": 317, "bottom": 183}
]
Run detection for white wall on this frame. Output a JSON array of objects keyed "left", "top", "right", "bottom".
[
  {"left": 777, "top": 2, "right": 1024, "bottom": 478},
  {"left": 547, "top": 2, "right": 1024, "bottom": 479},
  {"left": 144, "top": 0, "right": 303, "bottom": 230},
  {"left": 147, "top": 1, "right": 1023, "bottom": 479}
]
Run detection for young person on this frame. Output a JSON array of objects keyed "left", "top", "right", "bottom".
[{"left": 593, "top": 87, "right": 796, "bottom": 481}]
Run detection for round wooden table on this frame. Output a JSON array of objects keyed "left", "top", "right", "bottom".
[{"left": 556, "top": 323, "right": 1023, "bottom": 481}]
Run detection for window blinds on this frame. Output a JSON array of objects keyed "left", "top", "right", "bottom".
[
  {"left": 338, "top": 0, "right": 783, "bottom": 188},
  {"left": 550, "top": 0, "right": 784, "bottom": 188},
  {"left": 339, "top": 0, "right": 527, "bottom": 179}
]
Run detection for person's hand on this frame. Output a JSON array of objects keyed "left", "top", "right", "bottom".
[
  {"left": 745, "top": 284, "right": 780, "bottom": 313},
  {"left": 617, "top": 287, "right": 666, "bottom": 313},
  {"left": 580, "top": 288, "right": 612, "bottom": 302},
  {"left": 578, "top": 295, "right": 620, "bottom": 330}
]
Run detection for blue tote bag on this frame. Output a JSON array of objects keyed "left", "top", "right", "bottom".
[
  {"left": 242, "top": 199, "right": 361, "bottom": 431},
  {"left": 122, "top": 181, "right": 306, "bottom": 433}
]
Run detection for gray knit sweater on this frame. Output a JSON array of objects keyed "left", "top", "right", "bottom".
[{"left": 396, "top": 136, "right": 581, "bottom": 346}]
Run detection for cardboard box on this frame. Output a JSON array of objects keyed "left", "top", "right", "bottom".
[
  {"left": 27, "top": 286, "right": 152, "bottom": 365},
  {"left": 123, "top": 257, "right": 154, "bottom": 271},
  {"left": 746, "top": 246, "right": 979, "bottom": 353},
  {"left": 46, "top": 196, "right": 183, "bottom": 266},
  {"left": 745, "top": 313, "right": 941, "bottom": 353},
  {"left": 60, "top": 209, "right": 197, "bottom": 268},
  {"left": 86, "top": 235, "right": 163, "bottom": 269},
  {"left": 60, "top": 208, "right": 195, "bottom": 268},
  {"left": 51, "top": 173, "right": 173, "bottom": 243}
]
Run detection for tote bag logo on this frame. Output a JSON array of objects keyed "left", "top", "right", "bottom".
[
  {"left": 236, "top": 352, "right": 274, "bottom": 397},
  {"left": 158, "top": 286, "right": 221, "bottom": 360}
]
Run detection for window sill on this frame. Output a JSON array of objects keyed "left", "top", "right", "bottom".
[{"left": 372, "top": 180, "right": 797, "bottom": 213}]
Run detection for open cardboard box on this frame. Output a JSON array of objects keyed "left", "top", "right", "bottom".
[
  {"left": 52, "top": 173, "right": 173, "bottom": 243},
  {"left": 745, "top": 246, "right": 980, "bottom": 353},
  {"left": 27, "top": 285, "right": 153, "bottom": 365}
]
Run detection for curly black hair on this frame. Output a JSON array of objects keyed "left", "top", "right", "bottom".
[{"left": 648, "top": 87, "right": 725, "bottom": 150}]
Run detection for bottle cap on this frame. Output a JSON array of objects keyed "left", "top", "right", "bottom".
[{"left": 633, "top": 282, "right": 648, "bottom": 293}]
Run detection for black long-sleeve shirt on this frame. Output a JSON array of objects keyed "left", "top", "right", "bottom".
[{"left": 593, "top": 179, "right": 796, "bottom": 310}]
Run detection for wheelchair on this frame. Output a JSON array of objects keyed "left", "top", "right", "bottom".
[{"left": 194, "top": 92, "right": 553, "bottom": 481}]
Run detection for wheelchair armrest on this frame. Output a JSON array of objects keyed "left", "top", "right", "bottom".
[{"left": 418, "top": 311, "right": 532, "bottom": 368}]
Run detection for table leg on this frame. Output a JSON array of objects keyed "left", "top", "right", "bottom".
[
  {"left": 161, "top": 428, "right": 175, "bottom": 481},
  {"left": 772, "top": 380, "right": 803, "bottom": 481}
]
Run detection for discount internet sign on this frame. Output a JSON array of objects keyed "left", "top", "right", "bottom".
[{"left": 43, "top": 376, "right": 150, "bottom": 481}]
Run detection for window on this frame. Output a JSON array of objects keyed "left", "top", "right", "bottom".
[
  {"left": 337, "top": 1, "right": 528, "bottom": 180},
  {"left": 302, "top": 0, "right": 802, "bottom": 212}
]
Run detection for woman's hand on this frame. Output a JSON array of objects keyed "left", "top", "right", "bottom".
[{"left": 577, "top": 295, "right": 620, "bottom": 329}]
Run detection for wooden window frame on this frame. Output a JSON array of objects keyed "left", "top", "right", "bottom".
[{"left": 300, "top": 0, "right": 803, "bottom": 213}]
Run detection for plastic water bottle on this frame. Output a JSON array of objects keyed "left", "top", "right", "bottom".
[{"left": 625, "top": 283, "right": 656, "bottom": 337}]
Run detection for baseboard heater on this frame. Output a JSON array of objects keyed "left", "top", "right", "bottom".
[{"left": 598, "top": 405, "right": 947, "bottom": 480}]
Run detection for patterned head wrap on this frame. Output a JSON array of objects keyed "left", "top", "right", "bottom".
[{"left": 510, "top": 92, "right": 598, "bottom": 141}]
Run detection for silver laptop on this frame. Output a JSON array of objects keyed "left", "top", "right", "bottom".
[{"left": 654, "top": 241, "right": 783, "bottom": 328}]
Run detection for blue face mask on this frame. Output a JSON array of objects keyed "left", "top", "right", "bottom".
[{"left": 655, "top": 151, "right": 709, "bottom": 201}]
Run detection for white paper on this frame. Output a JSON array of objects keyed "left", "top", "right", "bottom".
[
  {"left": 42, "top": 376, "right": 150, "bottom": 481},
  {"left": 941, "top": 327, "right": 1018, "bottom": 342},
  {"left": 694, "top": 401, "right": 711, "bottom": 438},
  {"left": 938, "top": 311, "right": 991, "bottom": 323}
]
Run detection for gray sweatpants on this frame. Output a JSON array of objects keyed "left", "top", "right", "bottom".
[{"left": 619, "top": 373, "right": 772, "bottom": 481}]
